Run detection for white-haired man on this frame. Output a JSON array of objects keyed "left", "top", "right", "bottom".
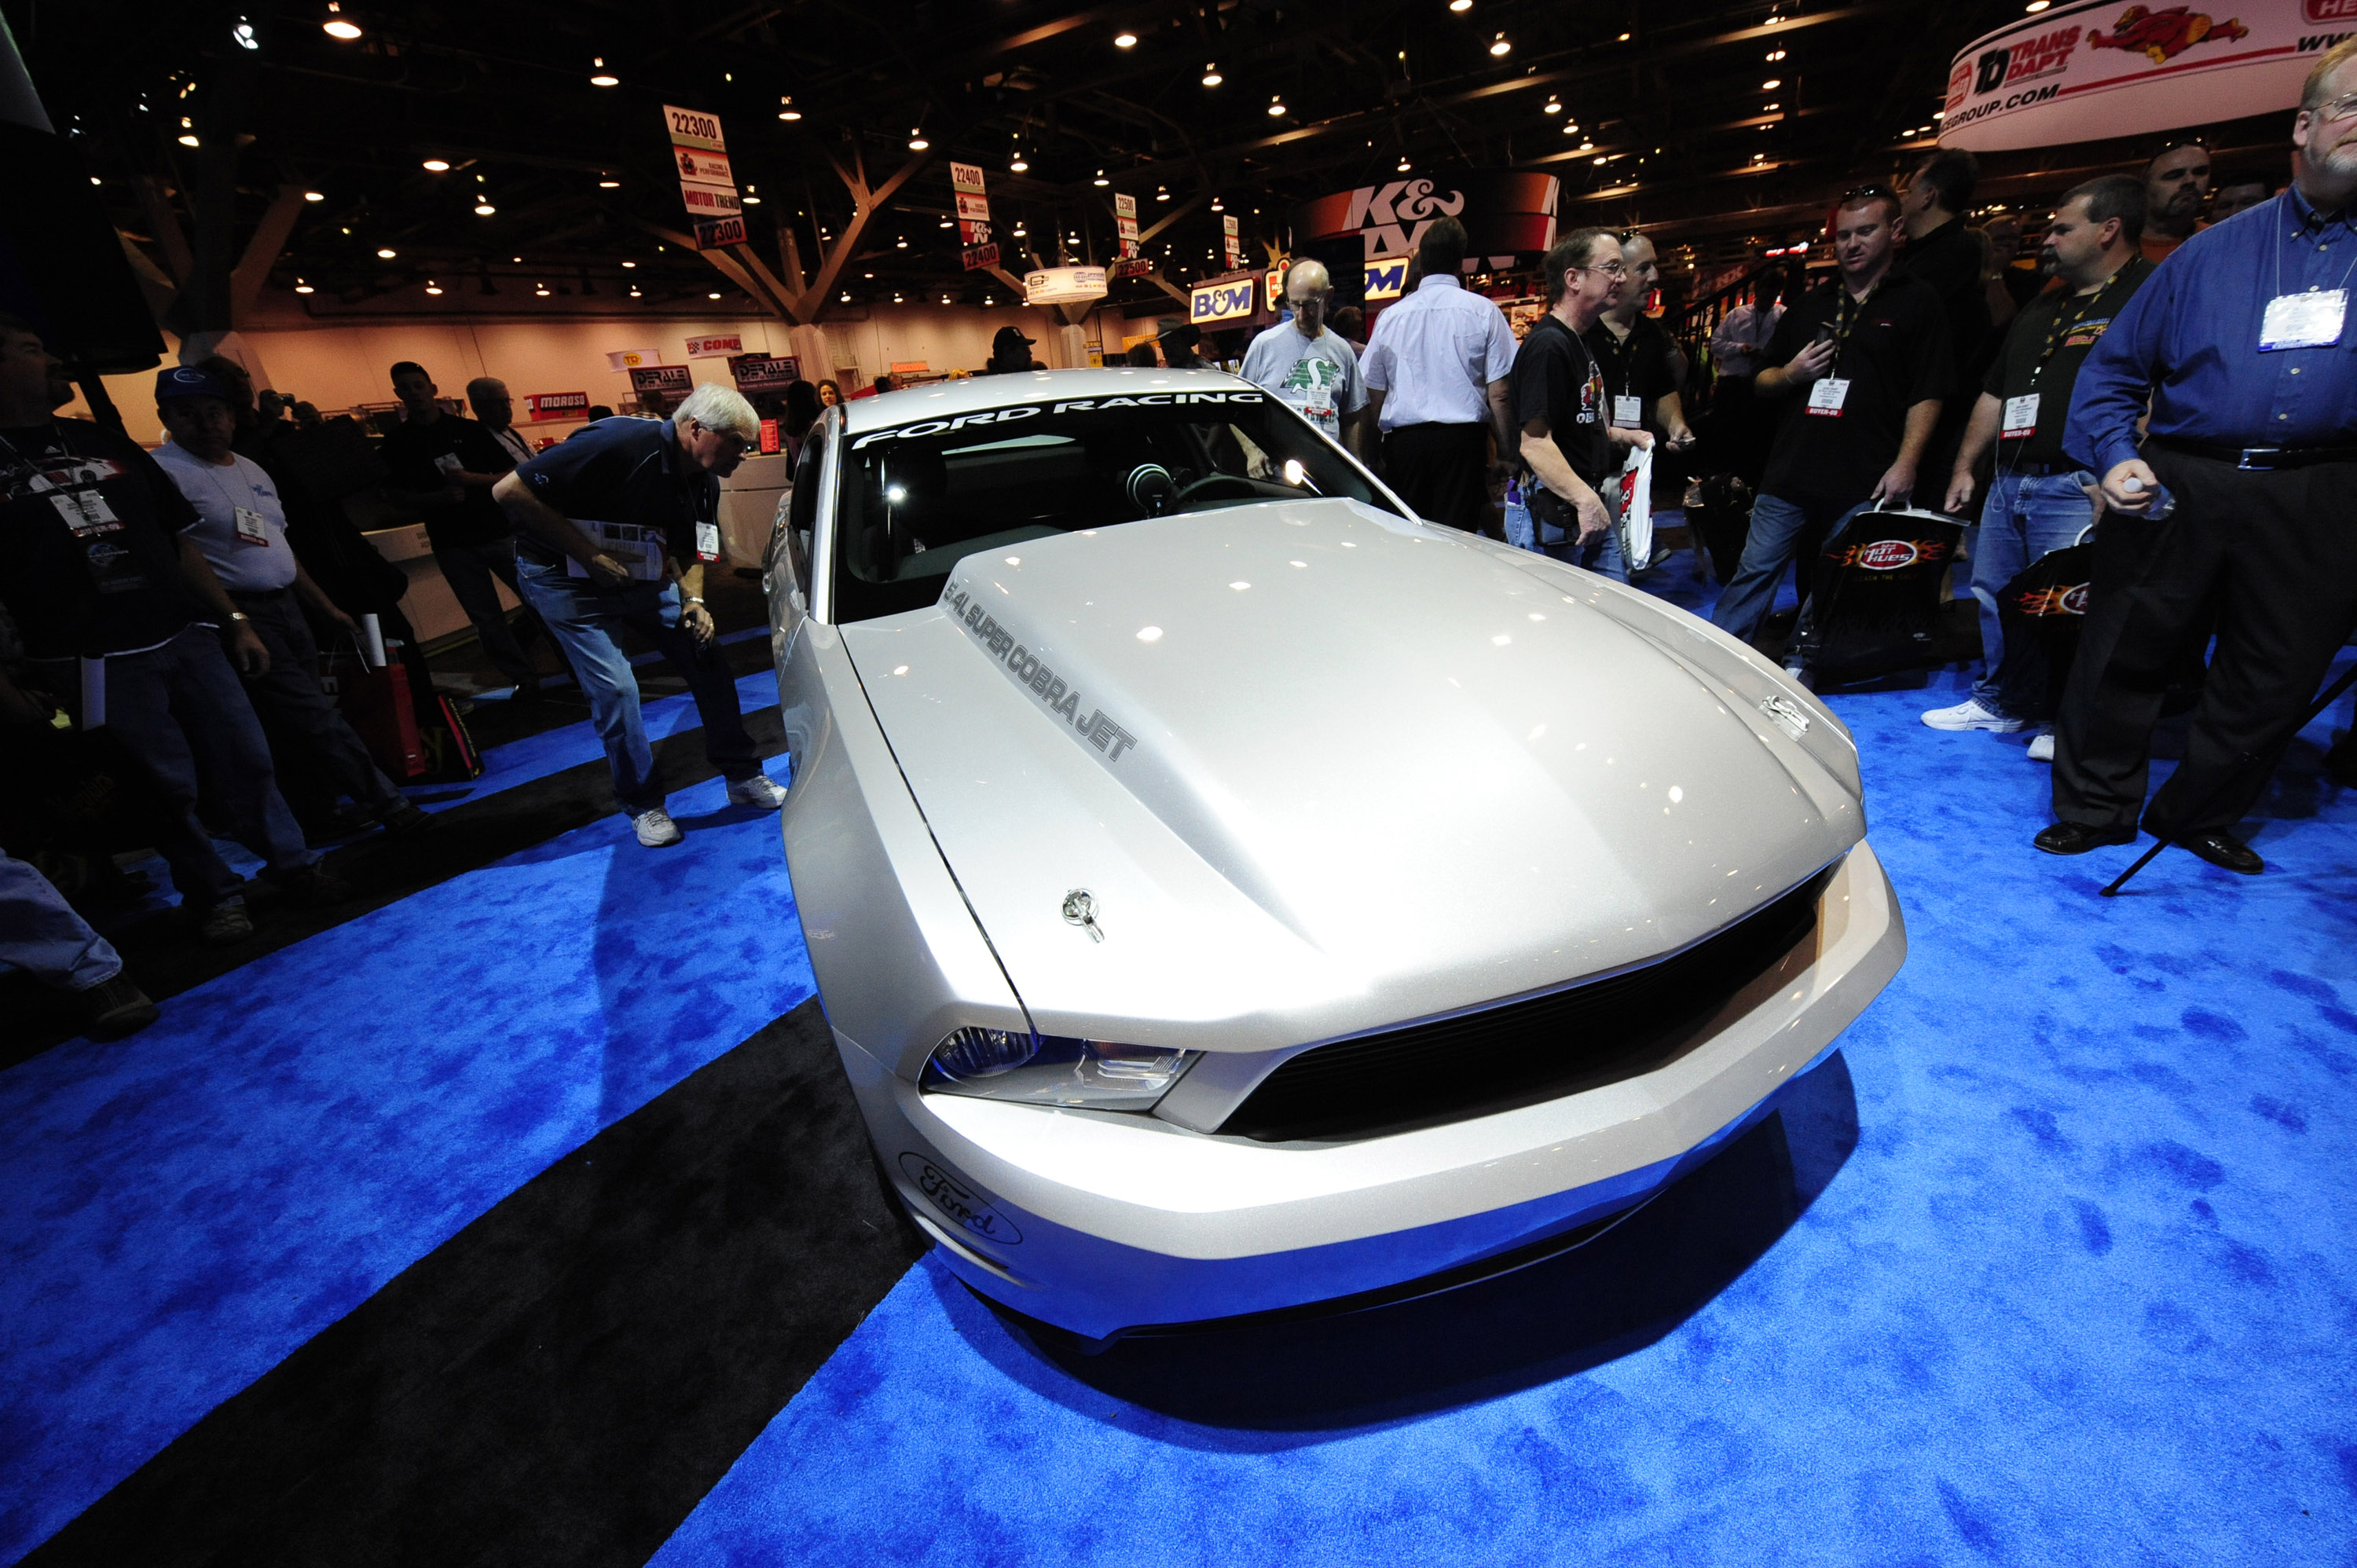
[
  {"left": 1240, "top": 258, "right": 1368, "bottom": 459},
  {"left": 492, "top": 384, "right": 785, "bottom": 845}
]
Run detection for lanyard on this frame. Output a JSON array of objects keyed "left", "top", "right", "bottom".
[
  {"left": 2273, "top": 195, "right": 2357, "bottom": 302},
  {"left": 2034, "top": 269, "right": 2132, "bottom": 377},
  {"left": 1825, "top": 280, "right": 1882, "bottom": 374},
  {"left": 0, "top": 424, "right": 62, "bottom": 471}
]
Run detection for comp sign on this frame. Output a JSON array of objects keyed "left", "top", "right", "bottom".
[
  {"left": 1941, "top": 0, "right": 2340, "bottom": 152},
  {"left": 1189, "top": 275, "right": 1258, "bottom": 325}
]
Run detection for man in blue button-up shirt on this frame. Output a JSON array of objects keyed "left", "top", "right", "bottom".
[{"left": 2042, "top": 39, "right": 2357, "bottom": 874}]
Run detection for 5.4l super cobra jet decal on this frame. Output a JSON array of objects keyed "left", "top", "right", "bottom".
[{"left": 940, "top": 584, "right": 1138, "bottom": 761}]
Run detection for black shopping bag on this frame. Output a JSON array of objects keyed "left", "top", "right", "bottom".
[
  {"left": 1992, "top": 537, "right": 2094, "bottom": 723},
  {"left": 1791, "top": 503, "right": 1965, "bottom": 684}
]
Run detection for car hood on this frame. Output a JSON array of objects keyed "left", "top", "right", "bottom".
[{"left": 841, "top": 499, "right": 1862, "bottom": 1053}]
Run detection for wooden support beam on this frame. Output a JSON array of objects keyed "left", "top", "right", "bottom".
[{"left": 228, "top": 185, "right": 309, "bottom": 329}]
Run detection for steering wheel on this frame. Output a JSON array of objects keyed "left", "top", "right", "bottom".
[{"left": 1172, "top": 472, "right": 1262, "bottom": 507}]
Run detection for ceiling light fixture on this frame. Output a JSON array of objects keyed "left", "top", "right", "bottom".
[
  {"left": 1092, "top": 169, "right": 1109, "bottom": 186},
  {"left": 630, "top": 286, "right": 643, "bottom": 297},
  {"left": 1155, "top": 185, "right": 1170, "bottom": 201},
  {"left": 1268, "top": 94, "right": 1286, "bottom": 115},
  {"left": 598, "top": 176, "right": 620, "bottom": 188},
  {"left": 589, "top": 57, "right": 618, "bottom": 86},
  {"left": 535, "top": 284, "right": 552, "bottom": 296},
  {"left": 909, "top": 129, "right": 929, "bottom": 150},
  {"left": 474, "top": 201, "right": 496, "bottom": 215},
  {"left": 1763, "top": 101, "right": 1780, "bottom": 111},
  {"left": 839, "top": 291, "right": 850, "bottom": 302},
  {"left": 621, "top": 260, "right": 636, "bottom": 268},
  {"left": 1449, "top": 0, "right": 1472, "bottom": 10},
  {"left": 1397, "top": 156, "right": 1412, "bottom": 171},
  {"left": 1201, "top": 62, "right": 1222, "bottom": 86},
  {"left": 178, "top": 131, "right": 199, "bottom": 147},
  {"left": 376, "top": 247, "right": 396, "bottom": 258},
  {"left": 1489, "top": 32, "right": 1511, "bottom": 55},
  {"left": 778, "top": 97, "right": 801, "bottom": 121},
  {"left": 1114, "top": 30, "right": 1138, "bottom": 47},
  {"left": 709, "top": 291, "right": 723, "bottom": 299},
  {"left": 303, "top": 189, "right": 324, "bottom": 202},
  {"left": 1618, "top": 31, "right": 1632, "bottom": 41},
  {"left": 425, "top": 280, "right": 443, "bottom": 294},
  {"left": 1766, "top": 48, "right": 1787, "bottom": 60},
  {"left": 233, "top": 17, "right": 258, "bottom": 48},
  {"left": 1010, "top": 148, "right": 1028, "bottom": 172},
  {"left": 294, "top": 278, "right": 314, "bottom": 294},
  {"left": 1208, "top": 196, "right": 1222, "bottom": 211},
  {"left": 321, "top": 3, "right": 361, "bottom": 41},
  {"left": 1543, "top": 95, "right": 1562, "bottom": 114},
  {"left": 896, "top": 235, "right": 907, "bottom": 247},
  {"left": 422, "top": 158, "right": 450, "bottom": 172},
  {"left": 1762, "top": 78, "right": 1782, "bottom": 89}
]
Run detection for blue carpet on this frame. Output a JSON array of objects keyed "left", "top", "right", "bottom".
[
  {"left": 0, "top": 764, "right": 812, "bottom": 1563},
  {"left": 648, "top": 562, "right": 2357, "bottom": 1566}
]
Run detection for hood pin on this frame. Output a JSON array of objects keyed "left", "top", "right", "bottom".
[{"left": 1061, "top": 890, "right": 1105, "bottom": 942}]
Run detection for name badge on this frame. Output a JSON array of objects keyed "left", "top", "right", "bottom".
[
  {"left": 1806, "top": 376, "right": 1850, "bottom": 417},
  {"left": 49, "top": 489, "right": 122, "bottom": 534},
  {"left": 2259, "top": 289, "right": 2345, "bottom": 352},
  {"left": 2001, "top": 393, "right": 2039, "bottom": 439},
  {"left": 233, "top": 505, "right": 271, "bottom": 545},
  {"left": 695, "top": 521, "right": 723, "bottom": 562},
  {"left": 1612, "top": 394, "right": 1643, "bottom": 428}
]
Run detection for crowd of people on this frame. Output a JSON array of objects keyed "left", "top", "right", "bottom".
[{"left": 3, "top": 40, "right": 2352, "bottom": 1044}]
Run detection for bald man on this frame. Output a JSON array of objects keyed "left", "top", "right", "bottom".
[{"left": 1241, "top": 258, "right": 1369, "bottom": 459}]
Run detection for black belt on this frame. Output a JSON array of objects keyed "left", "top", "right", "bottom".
[
  {"left": 226, "top": 585, "right": 295, "bottom": 603},
  {"left": 2147, "top": 434, "right": 2357, "bottom": 471},
  {"left": 2000, "top": 456, "right": 2081, "bottom": 478}
]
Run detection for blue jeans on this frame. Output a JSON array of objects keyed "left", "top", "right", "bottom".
[
  {"left": 1540, "top": 484, "right": 1627, "bottom": 582},
  {"left": 1, "top": 851, "right": 123, "bottom": 990},
  {"left": 1710, "top": 493, "right": 1872, "bottom": 645},
  {"left": 1969, "top": 469, "right": 2097, "bottom": 713},
  {"left": 33, "top": 625, "right": 319, "bottom": 907},
  {"left": 515, "top": 558, "right": 759, "bottom": 813}
]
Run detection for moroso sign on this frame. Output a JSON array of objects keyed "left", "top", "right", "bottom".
[
  {"left": 1290, "top": 172, "right": 1559, "bottom": 303},
  {"left": 1942, "top": 0, "right": 2339, "bottom": 152}
]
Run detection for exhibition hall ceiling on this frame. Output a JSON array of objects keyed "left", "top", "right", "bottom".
[{"left": 25, "top": 0, "right": 2067, "bottom": 310}]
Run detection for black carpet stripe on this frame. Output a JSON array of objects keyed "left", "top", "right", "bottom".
[
  {"left": 26, "top": 997, "right": 926, "bottom": 1568},
  {"left": 3, "top": 702, "right": 785, "bottom": 1069}
]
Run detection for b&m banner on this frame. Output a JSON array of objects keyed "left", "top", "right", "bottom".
[{"left": 1941, "top": 0, "right": 2347, "bottom": 152}]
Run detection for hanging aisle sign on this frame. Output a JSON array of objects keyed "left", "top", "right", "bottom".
[
  {"left": 951, "top": 162, "right": 998, "bottom": 271},
  {"left": 1115, "top": 192, "right": 1141, "bottom": 258},
  {"left": 1222, "top": 214, "right": 1242, "bottom": 269},
  {"left": 663, "top": 104, "right": 746, "bottom": 249},
  {"left": 1940, "top": 0, "right": 2334, "bottom": 152},
  {"left": 685, "top": 333, "right": 744, "bottom": 358},
  {"left": 1025, "top": 266, "right": 1108, "bottom": 305}
]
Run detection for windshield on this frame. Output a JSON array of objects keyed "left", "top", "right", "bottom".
[{"left": 829, "top": 385, "right": 1400, "bottom": 621}]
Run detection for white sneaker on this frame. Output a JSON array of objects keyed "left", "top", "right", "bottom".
[
  {"left": 726, "top": 773, "right": 788, "bottom": 810},
  {"left": 2027, "top": 731, "right": 2055, "bottom": 763},
  {"left": 631, "top": 807, "right": 684, "bottom": 847},
  {"left": 1921, "top": 697, "right": 2025, "bottom": 732}
]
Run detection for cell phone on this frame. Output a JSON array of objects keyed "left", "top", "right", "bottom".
[{"left": 1812, "top": 324, "right": 1837, "bottom": 345}]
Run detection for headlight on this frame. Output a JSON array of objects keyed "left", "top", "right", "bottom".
[{"left": 921, "top": 1027, "right": 1199, "bottom": 1110}]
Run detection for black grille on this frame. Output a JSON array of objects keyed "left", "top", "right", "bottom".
[{"left": 1218, "top": 866, "right": 1835, "bottom": 1143}]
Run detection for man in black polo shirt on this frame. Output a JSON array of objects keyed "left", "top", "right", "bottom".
[
  {"left": 1581, "top": 233, "right": 1697, "bottom": 457},
  {"left": 0, "top": 320, "right": 341, "bottom": 942},
  {"left": 1710, "top": 189, "right": 1954, "bottom": 652},
  {"left": 1899, "top": 148, "right": 1996, "bottom": 489},
  {"left": 382, "top": 361, "right": 544, "bottom": 695},
  {"left": 1924, "top": 175, "right": 2154, "bottom": 741},
  {"left": 1515, "top": 228, "right": 1654, "bottom": 578},
  {"left": 491, "top": 383, "right": 783, "bottom": 847}
]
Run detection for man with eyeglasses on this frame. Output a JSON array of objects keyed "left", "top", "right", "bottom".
[
  {"left": 1241, "top": 258, "right": 1369, "bottom": 460},
  {"left": 1514, "top": 228, "right": 1655, "bottom": 579},
  {"left": 1710, "top": 188, "right": 1953, "bottom": 658},
  {"left": 2043, "top": 40, "right": 2357, "bottom": 874},
  {"left": 492, "top": 382, "right": 785, "bottom": 846}
]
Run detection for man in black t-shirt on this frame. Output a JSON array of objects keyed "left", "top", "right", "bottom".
[
  {"left": 0, "top": 325, "right": 340, "bottom": 940},
  {"left": 1923, "top": 176, "right": 2154, "bottom": 738},
  {"left": 1709, "top": 191, "right": 1954, "bottom": 650},
  {"left": 1513, "top": 229, "right": 1655, "bottom": 579},
  {"left": 1581, "top": 233, "right": 1697, "bottom": 454},
  {"left": 381, "top": 362, "right": 543, "bottom": 694}
]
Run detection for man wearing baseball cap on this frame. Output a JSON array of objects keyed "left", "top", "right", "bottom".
[
  {"left": 0, "top": 327, "right": 345, "bottom": 943},
  {"left": 152, "top": 365, "right": 427, "bottom": 838},
  {"left": 988, "top": 325, "right": 1036, "bottom": 374}
]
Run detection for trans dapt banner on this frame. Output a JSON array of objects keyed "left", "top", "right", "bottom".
[{"left": 1940, "top": 0, "right": 2344, "bottom": 152}]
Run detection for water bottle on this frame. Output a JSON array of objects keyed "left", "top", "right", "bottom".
[{"left": 2121, "top": 474, "right": 2176, "bottom": 519}]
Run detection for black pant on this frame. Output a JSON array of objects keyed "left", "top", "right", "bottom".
[
  {"left": 2052, "top": 450, "right": 2357, "bottom": 833},
  {"left": 1381, "top": 422, "right": 1494, "bottom": 537},
  {"left": 230, "top": 588, "right": 403, "bottom": 817},
  {"left": 432, "top": 537, "right": 546, "bottom": 687}
]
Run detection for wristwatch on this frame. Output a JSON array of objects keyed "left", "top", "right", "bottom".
[
  {"left": 684, "top": 596, "right": 706, "bottom": 606},
  {"left": 226, "top": 611, "right": 251, "bottom": 623}
]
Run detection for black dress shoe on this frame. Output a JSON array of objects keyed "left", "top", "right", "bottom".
[
  {"left": 2034, "top": 820, "right": 2137, "bottom": 855},
  {"left": 2177, "top": 830, "right": 2264, "bottom": 875}
]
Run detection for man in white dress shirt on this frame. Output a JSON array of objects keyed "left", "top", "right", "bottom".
[{"left": 1358, "top": 217, "right": 1519, "bottom": 536}]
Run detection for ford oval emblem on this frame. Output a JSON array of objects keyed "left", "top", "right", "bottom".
[{"left": 899, "top": 1151, "right": 1023, "bottom": 1246}]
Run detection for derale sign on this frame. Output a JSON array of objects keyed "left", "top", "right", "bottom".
[
  {"left": 1189, "top": 274, "right": 1259, "bottom": 325},
  {"left": 1940, "top": 0, "right": 2341, "bottom": 151}
]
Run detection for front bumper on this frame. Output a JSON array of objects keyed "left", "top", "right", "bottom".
[{"left": 843, "top": 841, "right": 1904, "bottom": 1340}]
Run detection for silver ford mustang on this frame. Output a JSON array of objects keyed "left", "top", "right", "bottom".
[{"left": 763, "top": 368, "right": 1904, "bottom": 1343}]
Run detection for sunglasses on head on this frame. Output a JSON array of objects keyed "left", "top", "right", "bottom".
[{"left": 1838, "top": 185, "right": 1897, "bottom": 204}]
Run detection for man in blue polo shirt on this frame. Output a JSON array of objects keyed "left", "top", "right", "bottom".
[
  {"left": 491, "top": 383, "right": 784, "bottom": 846},
  {"left": 2044, "top": 38, "right": 2357, "bottom": 874}
]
